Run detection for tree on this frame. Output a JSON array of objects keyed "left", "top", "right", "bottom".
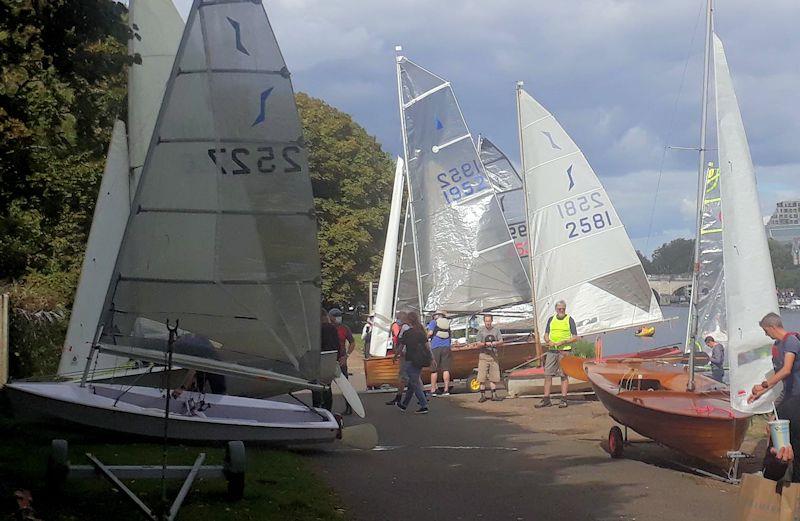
[
  {"left": 769, "top": 239, "right": 794, "bottom": 271},
  {"left": 296, "top": 93, "right": 394, "bottom": 308},
  {"left": 649, "top": 238, "right": 694, "bottom": 275},
  {"left": 636, "top": 250, "right": 652, "bottom": 274}
]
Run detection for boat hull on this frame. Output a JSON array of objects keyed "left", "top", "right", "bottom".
[
  {"left": 364, "top": 341, "right": 534, "bottom": 389},
  {"left": 560, "top": 346, "right": 705, "bottom": 382},
  {"left": 5, "top": 382, "right": 339, "bottom": 444},
  {"left": 586, "top": 361, "right": 750, "bottom": 467}
]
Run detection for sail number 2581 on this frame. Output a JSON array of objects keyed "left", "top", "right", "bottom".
[
  {"left": 557, "top": 191, "right": 612, "bottom": 240},
  {"left": 207, "top": 146, "right": 301, "bottom": 175}
]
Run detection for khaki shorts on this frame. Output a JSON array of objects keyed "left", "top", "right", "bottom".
[
  {"left": 544, "top": 350, "right": 568, "bottom": 377},
  {"left": 477, "top": 352, "right": 501, "bottom": 383},
  {"left": 432, "top": 347, "right": 452, "bottom": 372}
]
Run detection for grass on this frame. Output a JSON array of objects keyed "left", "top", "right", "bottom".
[{"left": 0, "top": 399, "right": 343, "bottom": 521}]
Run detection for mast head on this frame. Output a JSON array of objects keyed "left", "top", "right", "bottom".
[
  {"left": 516, "top": 80, "right": 524, "bottom": 90},
  {"left": 395, "top": 45, "right": 404, "bottom": 63}
]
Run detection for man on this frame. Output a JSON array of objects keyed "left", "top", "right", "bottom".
[
  {"left": 386, "top": 311, "right": 411, "bottom": 405},
  {"left": 705, "top": 335, "right": 725, "bottom": 382},
  {"left": 536, "top": 300, "right": 578, "bottom": 409},
  {"left": 171, "top": 334, "right": 227, "bottom": 397},
  {"left": 427, "top": 310, "right": 452, "bottom": 396},
  {"left": 476, "top": 314, "right": 504, "bottom": 403},
  {"left": 329, "top": 307, "right": 356, "bottom": 415},
  {"left": 748, "top": 312, "right": 800, "bottom": 482},
  {"left": 362, "top": 314, "right": 374, "bottom": 360},
  {"left": 314, "top": 308, "right": 340, "bottom": 411}
]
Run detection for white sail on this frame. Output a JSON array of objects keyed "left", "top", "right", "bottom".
[
  {"left": 128, "top": 0, "right": 184, "bottom": 199},
  {"left": 370, "top": 158, "right": 405, "bottom": 357},
  {"left": 517, "top": 86, "right": 663, "bottom": 335},
  {"left": 396, "top": 55, "right": 530, "bottom": 314},
  {"left": 393, "top": 199, "right": 421, "bottom": 315},
  {"left": 58, "top": 121, "right": 132, "bottom": 378},
  {"left": 713, "top": 34, "right": 781, "bottom": 413},
  {"left": 97, "top": 0, "right": 322, "bottom": 382}
]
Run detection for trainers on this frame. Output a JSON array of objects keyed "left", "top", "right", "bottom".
[
  {"left": 491, "top": 394, "right": 503, "bottom": 402},
  {"left": 415, "top": 407, "right": 429, "bottom": 414},
  {"left": 478, "top": 395, "right": 488, "bottom": 403},
  {"left": 385, "top": 396, "right": 399, "bottom": 406},
  {"left": 396, "top": 402, "right": 407, "bottom": 412},
  {"left": 559, "top": 399, "right": 568, "bottom": 408},
  {"left": 535, "top": 398, "right": 552, "bottom": 408},
  {"left": 441, "top": 390, "right": 450, "bottom": 396}
]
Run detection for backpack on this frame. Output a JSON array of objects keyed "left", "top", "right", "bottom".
[
  {"left": 433, "top": 317, "right": 451, "bottom": 340},
  {"left": 406, "top": 331, "right": 432, "bottom": 368}
]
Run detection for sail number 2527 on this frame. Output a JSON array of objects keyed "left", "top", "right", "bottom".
[
  {"left": 207, "top": 146, "right": 301, "bottom": 175},
  {"left": 556, "top": 191, "right": 612, "bottom": 240}
]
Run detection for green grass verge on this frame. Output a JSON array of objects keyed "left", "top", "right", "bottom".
[{"left": 0, "top": 402, "right": 343, "bottom": 521}]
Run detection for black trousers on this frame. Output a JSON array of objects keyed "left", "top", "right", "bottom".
[{"left": 763, "top": 394, "right": 800, "bottom": 482}]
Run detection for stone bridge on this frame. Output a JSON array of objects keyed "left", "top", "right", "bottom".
[{"left": 647, "top": 274, "right": 692, "bottom": 303}]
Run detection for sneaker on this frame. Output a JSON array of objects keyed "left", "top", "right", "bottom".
[
  {"left": 429, "top": 390, "right": 438, "bottom": 398},
  {"left": 396, "top": 402, "right": 407, "bottom": 412},
  {"left": 491, "top": 394, "right": 503, "bottom": 402},
  {"left": 441, "top": 390, "right": 451, "bottom": 396},
  {"left": 415, "top": 407, "right": 429, "bottom": 414},
  {"left": 558, "top": 399, "right": 568, "bottom": 408},
  {"left": 478, "top": 395, "right": 488, "bottom": 403},
  {"left": 535, "top": 397, "right": 552, "bottom": 408},
  {"left": 385, "top": 396, "right": 399, "bottom": 406}
]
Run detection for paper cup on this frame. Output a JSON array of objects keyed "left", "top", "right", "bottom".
[{"left": 769, "top": 419, "right": 790, "bottom": 450}]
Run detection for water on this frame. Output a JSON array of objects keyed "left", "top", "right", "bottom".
[{"left": 598, "top": 305, "right": 800, "bottom": 356}]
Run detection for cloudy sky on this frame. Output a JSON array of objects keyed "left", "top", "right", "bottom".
[{"left": 172, "top": 0, "right": 800, "bottom": 254}]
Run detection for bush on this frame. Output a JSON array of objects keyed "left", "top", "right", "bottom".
[{"left": 570, "top": 339, "right": 596, "bottom": 358}]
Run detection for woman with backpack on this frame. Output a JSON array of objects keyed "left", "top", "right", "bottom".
[{"left": 397, "top": 311, "right": 431, "bottom": 414}]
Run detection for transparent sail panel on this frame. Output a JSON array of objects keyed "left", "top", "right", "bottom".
[
  {"left": 398, "top": 57, "right": 530, "bottom": 313},
  {"left": 714, "top": 34, "right": 780, "bottom": 413},
  {"left": 478, "top": 136, "right": 530, "bottom": 275},
  {"left": 394, "top": 203, "right": 421, "bottom": 315},
  {"left": 128, "top": 0, "right": 184, "bottom": 197},
  {"left": 518, "top": 87, "right": 662, "bottom": 335},
  {"left": 99, "top": 0, "right": 321, "bottom": 381}
]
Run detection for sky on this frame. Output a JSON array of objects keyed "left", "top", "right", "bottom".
[{"left": 170, "top": 0, "right": 800, "bottom": 254}]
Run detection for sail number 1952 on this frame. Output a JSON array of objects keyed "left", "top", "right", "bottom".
[
  {"left": 557, "top": 191, "right": 612, "bottom": 240},
  {"left": 207, "top": 146, "right": 301, "bottom": 175}
]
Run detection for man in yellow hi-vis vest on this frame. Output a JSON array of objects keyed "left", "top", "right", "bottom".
[{"left": 535, "top": 300, "right": 579, "bottom": 409}]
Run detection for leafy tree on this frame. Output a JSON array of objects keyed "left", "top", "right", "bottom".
[
  {"left": 636, "top": 250, "right": 652, "bottom": 274},
  {"left": 649, "top": 238, "right": 694, "bottom": 275},
  {"left": 769, "top": 239, "right": 794, "bottom": 271},
  {"left": 296, "top": 93, "right": 394, "bottom": 308}
]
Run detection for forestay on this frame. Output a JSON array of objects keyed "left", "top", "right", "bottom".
[
  {"left": 478, "top": 136, "right": 530, "bottom": 276},
  {"left": 517, "top": 86, "right": 662, "bottom": 335},
  {"left": 396, "top": 56, "right": 530, "bottom": 314},
  {"left": 714, "top": 34, "right": 781, "bottom": 413},
  {"left": 98, "top": 0, "right": 322, "bottom": 382}
]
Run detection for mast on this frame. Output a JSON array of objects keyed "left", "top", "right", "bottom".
[
  {"left": 686, "top": 0, "right": 713, "bottom": 392},
  {"left": 394, "top": 45, "right": 425, "bottom": 315},
  {"left": 516, "top": 81, "right": 543, "bottom": 359}
]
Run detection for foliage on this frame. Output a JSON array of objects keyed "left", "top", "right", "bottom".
[
  {"left": 647, "top": 238, "right": 694, "bottom": 275},
  {"left": 570, "top": 339, "right": 596, "bottom": 358},
  {"left": 297, "top": 93, "right": 394, "bottom": 308},
  {"left": 0, "top": 0, "right": 130, "bottom": 279},
  {"left": 0, "top": 414, "right": 345, "bottom": 520},
  {"left": 769, "top": 239, "right": 795, "bottom": 271},
  {"left": 636, "top": 250, "right": 652, "bottom": 274}
]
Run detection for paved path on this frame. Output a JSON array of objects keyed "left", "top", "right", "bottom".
[{"left": 312, "top": 388, "right": 739, "bottom": 521}]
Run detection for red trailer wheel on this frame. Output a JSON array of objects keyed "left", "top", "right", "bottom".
[{"left": 608, "top": 426, "right": 624, "bottom": 459}]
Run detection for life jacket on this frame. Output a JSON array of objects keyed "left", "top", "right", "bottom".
[
  {"left": 391, "top": 322, "right": 402, "bottom": 348},
  {"left": 549, "top": 314, "right": 574, "bottom": 351},
  {"left": 433, "top": 317, "right": 451, "bottom": 339}
]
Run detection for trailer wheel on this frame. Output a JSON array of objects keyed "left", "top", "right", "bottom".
[
  {"left": 466, "top": 371, "right": 481, "bottom": 393},
  {"left": 608, "top": 426, "right": 624, "bottom": 459},
  {"left": 47, "top": 439, "right": 69, "bottom": 493},
  {"left": 224, "top": 441, "right": 246, "bottom": 500}
]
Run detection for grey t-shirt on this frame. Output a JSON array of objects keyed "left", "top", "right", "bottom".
[
  {"left": 477, "top": 326, "right": 503, "bottom": 355},
  {"left": 773, "top": 334, "right": 800, "bottom": 398}
]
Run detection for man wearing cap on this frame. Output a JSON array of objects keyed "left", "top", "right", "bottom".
[
  {"left": 476, "top": 314, "right": 504, "bottom": 403},
  {"left": 427, "top": 310, "right": 452, "bottom": 396},
  {"left": 536, "top": 300, "right": 578, "bottom": 409},
  {"left": 329, "top": 307, "right": 356, "bottom": 415}
]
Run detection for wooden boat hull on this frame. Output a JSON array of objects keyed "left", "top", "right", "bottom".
[
  {"left": 364, "top": 341, "right": 534, "bottom": 389},
  {"left": 560, "top": 346, "right": 706, "bottom": 382},
  {"left": 6, "top": 382, "right": 340, "bottom": 444},
  {"left": 506, "top": 367, "right": 592, "bottom": 397},
  {"left": 586, "top": 361, "right": 750, "bottom": 467}
]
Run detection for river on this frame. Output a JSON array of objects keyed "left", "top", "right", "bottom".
[{"left": 597, "top": 305, "right": 800, "bottom": 356}]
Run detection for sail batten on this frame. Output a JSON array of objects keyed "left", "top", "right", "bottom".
[{"left": 97, "top": 0, "right": 321, "bottom": 382}]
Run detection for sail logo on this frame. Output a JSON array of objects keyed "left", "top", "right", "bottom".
[
  {"left": 227, "top": 17, "right": 250, "bottom": 56},
  {"left": 542, "top": 131, "right": 561, "bottom": 150},
  {"left": 251, "top": 87, "right": 274, "bottom": 126},
  {"left": 435, "top": 116, "right": 444, "bottom": 130},
  {"left": 566, "top": 165, "right": 575, "bottom": 190}
]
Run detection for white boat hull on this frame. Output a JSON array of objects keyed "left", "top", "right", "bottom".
[{"left": 6, "top": 382, "right": 339, "bottom": 444}]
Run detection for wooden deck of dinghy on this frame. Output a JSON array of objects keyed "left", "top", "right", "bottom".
[
  {"left": 585, "top": 360, "right": 750, "bottom": 467},
  {"left": 560, "top": 346, "right": 708, "bottom": 382}
]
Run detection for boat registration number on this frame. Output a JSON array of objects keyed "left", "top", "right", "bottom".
[
  {"left": 206, "top": 146, "right": 302, "bottom": 175},
  {"left": 436, "top": 160, "right": 490, "bottom": 204},
  {"left": 556, "top": 191, "right": 613, "bottom": 240}
]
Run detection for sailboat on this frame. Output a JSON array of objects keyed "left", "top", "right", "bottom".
[
  {"left": 585, "top": 0, "right": 779, "bottom": 472},
  {"left": 364, "top": 50, "right": 535, "bottom": 388},
  {"left": 6, "top": 0, "right": 361, "bottom": 443}
]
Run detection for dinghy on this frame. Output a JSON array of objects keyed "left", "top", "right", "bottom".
[
  {"left": 587, "top": 0, "right": 781, "bottom": 475},
  {"left": 7, "top": 0, "right": 362, "bottom": 443}
]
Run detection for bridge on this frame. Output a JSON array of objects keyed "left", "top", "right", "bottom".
[{"left": 647, "top": 274, "right": 692, "bottom": 303}]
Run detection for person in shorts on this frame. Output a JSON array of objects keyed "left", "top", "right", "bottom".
[
  {"left": 536, "top": 300, "right": 578, "bottom": 409},
  {"left": 476, "top": 314, "right": 504, "bottom": 403},
  {"left": 427, "top": 310, "right": 452, "bottom": 396}
]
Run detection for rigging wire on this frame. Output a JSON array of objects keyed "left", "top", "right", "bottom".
[{"left": 643, "top": 0, "right": 706, "bottom": 255}]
